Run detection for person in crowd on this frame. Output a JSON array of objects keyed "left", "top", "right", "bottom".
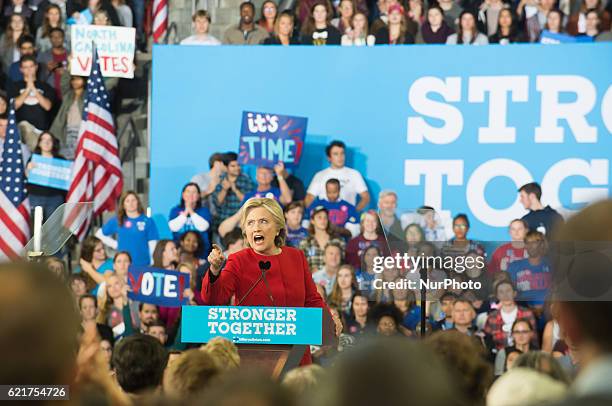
[
  {"left": 377, "top": 190, "right": 403, "bottom": 239},
  {"left": 578, "top": 8, "right": 603, "bottom": 38},
  {"left": 264, "top": 10, "right": 300, "bottom": 44},
  {"left": 0, "top": 92, "right": 7, "bottom": 115},
  {"left": 426, "top": 330, "right": 493, "bottom": 406},
  {"left": 446, "top": 10, "right": 489, "bottom": 44},
  {"left": 78, "top": 235, "right": 113, "bottom": 291},
  {"left": 93, "top": 8, "right": 112, "bottom": 25},
  {"left": 341, "top": 11, "right": 376, "bottom": 45},
  {"left": 345, "top": 210, "right": 388, "bottom": 268},
  {"left": 222, "top": 227, "right": 245, "bottom": 254},
  {"left": 416, "top": 4, "right": 455, "bottom": 43},
  {"left": 224, "top": 1, "right": 270, "bottom": 44},
  {"left": 146, "top": 319, "right": 168, "bottom": 346},
  {"left": 138, "top": 302, "right": 160, "bottom": 333},
  {"left": 9, "top": 55, "right": 57, "bottom": 151},
  {"left": 191, "top": 152, "right": 226, "bottom": 205},
  {"left": 201, "top": 336, "right": 241, "bottom": 370},
  {"left": 566, "top": 0, "right": 611, "bottom": 35},
  {"left": 513, "top": 351, "right": 571, "bottom": 384},
  {"left": 96, "top": 251, "right": 131, "bottom": 302},
  {"left": 300, "top": 1, "right": 342, "bottom": 45},
  {"left": 344, "top": 292, "right": 374, "bottom": 336},
  {"left": 488, "top": 219, "right": 528, "bottom": 275},
  {"left": 312, "top": 241, "right": 344, "bottom": 295},
  {"left": 371, "top": 302, "right": 403, "bottom": 336},
  {"left": 111, "top": 0, "right": 132, "bottom": 27},
  {"left": 487, "top": 367, "right": 568, "bottom": 406},
  {"left": 181, "top": 9, "right": 221, "bottom": 45},
  {"left": 3, "top": 0, "right": 34, "bottom": 25},
  {"left": 212, "top": 152, "right": 255, "bottom": 225},
  {"left": 494, "top": 318, "right": 538, "bottom": 376},
  {"left": 542, "top": 302, "right": 561, "bottom": 353},
  {"left": 6, "top": 34, "right": 37, "bottom": 88},
  {"left": 374, "top": 3, "right": 415, "bottom": 44},
  {"left": 35, "top": 4, "right": 64, "bottom": 53},
  {"left": 258, "top": 0, "right": 277, "bottom": 33},
  {"left": 407, "top": 0, "right": 425, "bottom": 30},
  {"left": 489, "top": 8, "right": 524, "bottom": 43},
  {"left": 519, "top": 0, "right": 556, "bottom": 42},
  {"left": 0, "top": 13, "right": 29, "bottom": 73},
  {"left": 96, "top": 191, "right": 158, "bottom": 266},
  {"left": 282, "top": 364, "right": 326, "bottom": 399},
  {"left": 442, "top": 213, "right": 486, "bottom": 258},
  {"left": 450, "top": 297, "right": 477, "bottom": 335},
  {"left": 284, "top": 201, "right": 308, "bottom": 247},
  {"left": 178, "top": 230, "right": 204, "bottom": 266},
  {"left": 112, "top": 334, "right": 168, "bottom": 395},
  {"left": 169, "top": 182, "right": 212, "bottom": 256},
  {"left": 305, "top": 140, "right": 370, "bottom": 211},
  {"left": 271, "top": 161, "right": 306, "bottom": 202},
  {"left": 507, "top": 230, "right": 551, "bottom": 307},
  {"left": 24, "top": 132, "right": 66, "bottom": 220},
  {"left": 299, "top": 205, "right": 346, "bottom": 272},
  {"left": 328, "top": 264, "right": 358, "bottom": 315},
  {"left": 484, "top": 280, "right": 536, "bottom": 351},
  {"left": 37, "top": 28, "right": 67, "bottom": 99},
  {"left": 418, "top": 206, "right": 447, "bottom": 242},
  {"left": 45, "top": 256, "right": 67, "bottom": 280},
  {"left": 543, "top": 8, "right": 566, "bottom": 35},
  {"left": 49, "top": 74, "right": 85, "bottom": 159},
  {"left": 99, "top": 337, "right": 114, "bottom": 370},
  {"left": 477, "top": 0, "right": 506, "bottom": 37},
  {"left": 518, "top": 182, "right": 564, "bottom": 237},
  {"left": 79, "top": 293, "right": 114, "bottom": 344},
  {"left": 370, "top": 0, "right": 391, "bottom": 33},
  {"left": 69, "top": 273, "right": 88, "bottom": 299},
  {"left": 354, "top": 244, "right": 381, "bottom": 300},
  {"left": 152, "top": 239, "right": 179, "bottom": 270},
  {"left": 439, "top": 0, "right": 463, "bottom": 30},
  {"left": 163, "top": 349, "right": 221, "bottom": 399},
  {"left": 97, "top": 272, "right": 140, "bottom": 337},
  {"left": 242, "top": 164, "right": 292, "bottom": 205},
  {"left": 307, "top": 178, "right": 360, "bottom": 237},
  {"left": 396, "top": 289, "right": 422, "bottom": 332},
  {"left": 332, "top": 0, "right": 355, "bottom": 34}
]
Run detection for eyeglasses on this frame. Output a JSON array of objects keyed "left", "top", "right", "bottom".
[
  {"left": 264, "top": 6, "right": 275, "bottom": 11},
  {"left": 453, "top": 224, "right": 467, "bottom": 229}
]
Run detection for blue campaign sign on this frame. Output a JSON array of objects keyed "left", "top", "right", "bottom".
[
  {"left": 27, "top": 154, "right": 73, "bottom": 190},
  {"left": 151, "top": 44, "right": 612, "bottom": 241},
  {"left": 181, "top": 306, "right": 323, "bottom": 345},
  {"left": 127, "top": 265, "right": 190, "bottom": 307},
  {"left": 238, "top": 111, "right": 307, "bottom": 168}
]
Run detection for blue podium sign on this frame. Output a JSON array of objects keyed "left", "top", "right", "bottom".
[{"left": 182, "top": 306, "right": 323, "bottom": 345}]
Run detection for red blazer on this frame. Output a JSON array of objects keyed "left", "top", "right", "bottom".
[{"left": 201, "top": 246, "right": 328, "bottom": 364}]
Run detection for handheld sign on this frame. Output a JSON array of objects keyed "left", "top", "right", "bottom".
[
  {"left": 182, "top": 306, "right": 323, "bottom": 345},
  {"left": 127, "top": 266, "right": 190, "bottom": 307},
  {"left": 238, "top": 111, "right": 307, "bottom": 168},
  {"left": 27, "top": 154, "right": 73, "bottom": 190},
  {"left": 70, "top": 25, "right": 136, "bottom": 78}
]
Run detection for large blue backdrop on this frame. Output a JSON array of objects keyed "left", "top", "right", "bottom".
[{"left": 151, "top": 43, "right": 612, "bottom": 240}]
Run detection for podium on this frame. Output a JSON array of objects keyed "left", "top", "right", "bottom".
[{"left": 182, "top": 306, "right": 337, "bottom": 378}]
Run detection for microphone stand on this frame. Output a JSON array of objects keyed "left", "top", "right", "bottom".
[{"left": 237, "top": 262, "right": 275, "bottom": 306}]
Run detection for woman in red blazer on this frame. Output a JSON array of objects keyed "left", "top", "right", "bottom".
[{"left": 202, "top": 197, "right": 342, "bottom": 364}]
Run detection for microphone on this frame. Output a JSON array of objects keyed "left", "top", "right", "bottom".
[{"left": 237, "top": 261, "right": 275, "bottom": 306}]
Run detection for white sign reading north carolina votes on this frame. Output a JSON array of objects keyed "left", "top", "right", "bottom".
[{"left": 70, "top": 25, "right": 136, "bottom": 78}]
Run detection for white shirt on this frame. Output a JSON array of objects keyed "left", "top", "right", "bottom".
[
  {"left": 307, "top": 166, "right": 368, "bottom": 206},
  {"left": 180, "top": 35, "right": 221, "bottom": 45},
  {"left": 500, "top": 306, "right": 518, "bottom": 345}
]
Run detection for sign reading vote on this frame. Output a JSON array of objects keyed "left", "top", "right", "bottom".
[
  {"left": 27, "top": 154, "right": 73, "bottom": 190},
  {"left": 182, "top": 306, "right": 323, "bottom": 345},
  {"left": 238, "top": 111, "right": 307, "bottom": 168},
  {"left": 127, "top": 266, "right": 190, "bottom": 307},
  {"left": 70, "top": 25, "right": 136, "bottom": 78}
]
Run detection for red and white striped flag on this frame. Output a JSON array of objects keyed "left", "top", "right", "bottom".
[
  {"left": 0, "top": 100, "right": 30, "bottom": 260},
  {"left": 153, "top": 0, "right": 168, "bottom": 43},
  {"left": 64, "top": 48, "right": 123, "bottom": 241}
]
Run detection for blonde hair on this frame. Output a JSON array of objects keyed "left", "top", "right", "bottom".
[
  {"left": 240, "top": 198, "right": 287, "bottom": 247},
  {"left": 282, "top": 364, "right": 326, "bottom": 397},
  {"left": 200, "top": 337, "right": 240, "bottom": 370},
  {"left": 163, "top": 349, "right": 221, "bottom": 398}
]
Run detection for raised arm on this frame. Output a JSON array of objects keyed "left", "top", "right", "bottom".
[{"left": 200, "top": 245, "right": 239, "bottom": 305}]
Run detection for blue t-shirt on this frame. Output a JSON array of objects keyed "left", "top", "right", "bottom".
[
  {"left": 242, "top": 187, "right": 282, "bottom": 204},
  {"left": 286, "top": 226, "right": 308, "bottom": 248},
  {"left": 101, "top": 214, "right": 159, "bottom": 266},
  {"left": 507, "top": 258, "right": 552, "bottom": 305},
  {"left": 307, "top": 198, "right": 359, "bottom": 227},
  {"left": 168, "top": 205, "right": 212, "bottom": 258}
]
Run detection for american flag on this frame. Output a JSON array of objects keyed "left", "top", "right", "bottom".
[
  {"left": 64, "top": 47, "right": 122, "bottom": 241},
  {"left": 0, "top": 100, "right": 30, "bottom": 260},
  {"left": 152, "top": 0, "right": 168, "bottom": 43}
]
